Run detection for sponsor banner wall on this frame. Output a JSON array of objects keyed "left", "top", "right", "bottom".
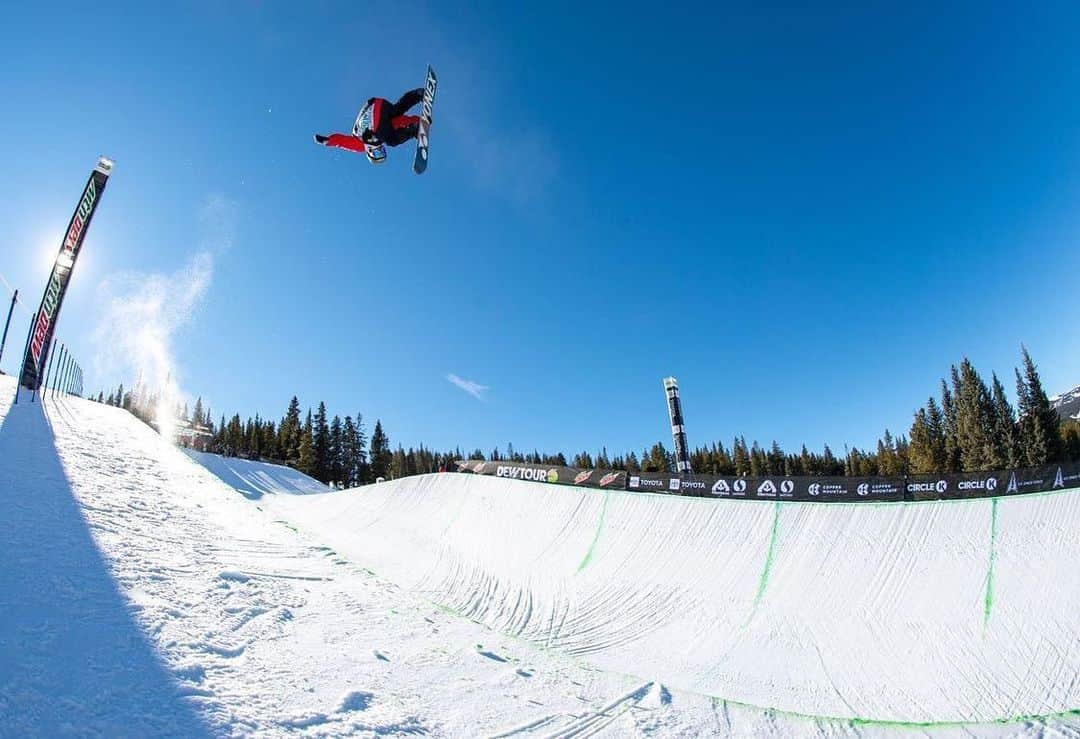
[
  {"left": 459, "top": 460, "right": 1080, "bottom": 502},
  {"left": 459, "top": 460, "right": 625, "bottom": 489},
  {"left": 627, "top": 472, "right": 905, "bottom": 502},
  {"left": 907, "top": 462, "right": 1080, "bottom": 501}
]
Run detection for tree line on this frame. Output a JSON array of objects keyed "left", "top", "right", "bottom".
[
  {"left": 93, "top": 386, "right": 465, "bottom": 487},
  {"left": 96, "top": 346, "right": 1079, "bottom": 486},
  {"left": 472, "top": 348, "right": 1080, "bottom": 477}
]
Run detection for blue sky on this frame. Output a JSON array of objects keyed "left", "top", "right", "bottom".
[{"left": 1, "top": 2, "right": 1078, "bottom": 458}]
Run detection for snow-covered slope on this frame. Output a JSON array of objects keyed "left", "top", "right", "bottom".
[
  {"left": 266, "top": 471, "right": 1080, "bottom": 730},
  {"left": 3, "top": 374, "right": 1078, "bottom": 737},
  {"left": 0, "top": 377, "right": 717, "bottom": 737},
  {"left": 182, "top": 448, "right": 329, "bottom": 498}
]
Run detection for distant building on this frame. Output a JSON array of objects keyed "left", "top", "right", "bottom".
[{"left": 176, "top": 420, "right": 214, "bottom": 451}]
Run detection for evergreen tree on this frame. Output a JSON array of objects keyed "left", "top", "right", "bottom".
[
  {"left": 909, "top": 408, "right": 936, "bottom": 473},
  {"left": 279, "top": 396, "right": 302, "bottom": 466},
  {"left": 329, "top": 415, "right": 344, "bottom": 486},
  {"left": 749, "top": 442, "right": 765, "bottom": 477},
  {"left": 297, "top": 410, "right": 315, "bottom": 476},
  {"left": 1016, "top": 347, "right": 1063, "bottom": 465},
  {"left": 733, "top": 437, "right": 750, "bottom": 476},
  {"left": 940, "top": 378, "right": 961, "bottom": 472},
  {"left": 625, "top": 451, "right": 641, "bottom": 473},
  {"left": 989, "top": 372, "right": 1020, "bottom": 469},
  {"left": 341, "top": 416, "right": 359, "bottom": 488},
  {"left": 954, "top": 359, "right": 995, "bottom": 471},
  {"left": 369, "top": 420, "right": 391, "bottom": 480},
  {"left": 572, "top": 451, "right": 594, "bottom": 469},
  {"left": 312, "top": 402, "right": 330, "bottom": 482}
]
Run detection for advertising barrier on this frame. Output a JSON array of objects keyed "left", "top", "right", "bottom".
[
  {"left": 459, "top": 459, "right": 1080, "bottom": 503},
  {"left": 20, "top": 157, "right": 114, "bottom": 389},
  {"left": 456, "top": 460, "right": 626, "bottom": 489}
]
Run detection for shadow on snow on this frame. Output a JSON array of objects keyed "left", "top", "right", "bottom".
[{"left": 0, "top": 388, "right": 212, "bottom": 737}]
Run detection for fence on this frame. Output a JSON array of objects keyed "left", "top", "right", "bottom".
[{"left": 455, "top": 459, "right": 1080, "bottom": 502}]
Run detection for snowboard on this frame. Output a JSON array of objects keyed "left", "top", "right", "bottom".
[{"left": 412, "top": 65, "right": 438, "bottom": 175}]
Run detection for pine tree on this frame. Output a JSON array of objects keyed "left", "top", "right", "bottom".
[
  {"left": 733, "top": 437, "right": 750, "bottom": 476},
  {"left": 749, "top": 442, "right": 765, "bottom": 477},
  {"left": 572, "top": 451, "right": 594, "bottom": 468},
  {"left": 940, "top": 377, "right": 961, "bottom": 472},
  {"left": 297, "top": 410, "right": 315, "bottom": 476},
  {"left": 341, "top": 416, "right": 358, "bottom": 488},
  {"left": 954, "top": 359, "right": 995, "bottom": 471},
  {"left": 909, "top": 408, "right": 936, "bottom": 473},
  {"left": 329, "top": 415, "right": 344, "bottom": 486},
  {"left": 279, "top": 396, "right": 302, "bottom": 466},
  {"left": 312, "top": 402, "right": 330, "bottom": 482},
  {"left": 369, "top": 420, "right": 391, "bottom": 480},
  {"left": 989, "top": 372, "right": 1019, "bottom": 469},
  {"left": 1016, "top": 347, "right": 1063, "bottom": 465}
]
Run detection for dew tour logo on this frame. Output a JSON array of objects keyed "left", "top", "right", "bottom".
[
  {"left": 28, "top": 177, "right": 98, "bottom": 369},
  {"left": 496, "top": 465, "right": 558, "bottom": 483}
]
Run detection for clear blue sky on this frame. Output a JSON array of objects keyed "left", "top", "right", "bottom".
[{"left": 1, "top": 2, "right": 1078, "bottom": 458}]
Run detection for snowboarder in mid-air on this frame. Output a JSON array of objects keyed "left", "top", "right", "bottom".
[{"left": 315, "top": 88, "right": 427, "bottom": 165}]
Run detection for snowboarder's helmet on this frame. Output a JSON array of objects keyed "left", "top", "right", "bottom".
[{"left": 365, "top": 143, "right": 387, "bottom": 165}]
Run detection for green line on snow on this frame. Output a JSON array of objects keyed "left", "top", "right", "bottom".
[
  {"left": 576, "top": 490, "right": 610, "bottom": 574},
  {"left": 984, "top": 496, "right": 999, "bottom": 627},
  {"left": 753, "top": 502, "right": 782, "bottom": 610},
  {"left": 711, "top": 697, "right": 1080, "bottom": 731}
]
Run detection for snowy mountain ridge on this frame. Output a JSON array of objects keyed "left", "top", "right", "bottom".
[{"left": 1051, "top": 383, "right": 1080, "bottom": 421}]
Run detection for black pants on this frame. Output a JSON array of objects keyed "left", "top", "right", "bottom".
[{"left": 376, "top": 88, "right": 425, "bottom": 146}]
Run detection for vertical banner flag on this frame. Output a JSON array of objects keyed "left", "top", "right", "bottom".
[{"left": 20, "top": 157, "right": 114, "bottom": 389}]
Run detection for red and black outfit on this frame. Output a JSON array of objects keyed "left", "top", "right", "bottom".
[{"left": 317, "top": 88, "right": 425, "bottom": 153}]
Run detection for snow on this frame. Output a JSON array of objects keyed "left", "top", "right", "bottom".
[
  {"left": 1, "top": 373, "right": 1078, "bottom": 737},
  {"left": 182, "top": 448, "right": 329, "bottom": 498}
]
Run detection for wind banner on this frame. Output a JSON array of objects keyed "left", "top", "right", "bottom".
[{"left": 20, "top": 157, "right": 113, "bottom": 389}]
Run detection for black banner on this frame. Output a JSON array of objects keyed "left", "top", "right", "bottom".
[
  {"left": 459, "top": 460, "right": 1080, "bottom": 502},
  {"left": 461, "top": 460, "right": 626, "bottom": 489},
  {"left": 907, "top": 462, "right": 1080, "bottom": 501},
  {"left": 20, "top": 157, "right": 113, "bottom": 389},
  {"left": 627, "top": 472, "right": 905, "bottom": 502}
]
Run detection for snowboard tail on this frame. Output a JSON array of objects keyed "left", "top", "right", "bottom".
[{"left": 413, "top": 65, "right": 438, "bottom": 175}]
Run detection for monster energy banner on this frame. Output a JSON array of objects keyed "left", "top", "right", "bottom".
[
  {"left": 458, "top": 460, "right": 626, "bottom": 489},
  {"left": 20, "top": 157, "right": 114, "bottom": 389}
]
